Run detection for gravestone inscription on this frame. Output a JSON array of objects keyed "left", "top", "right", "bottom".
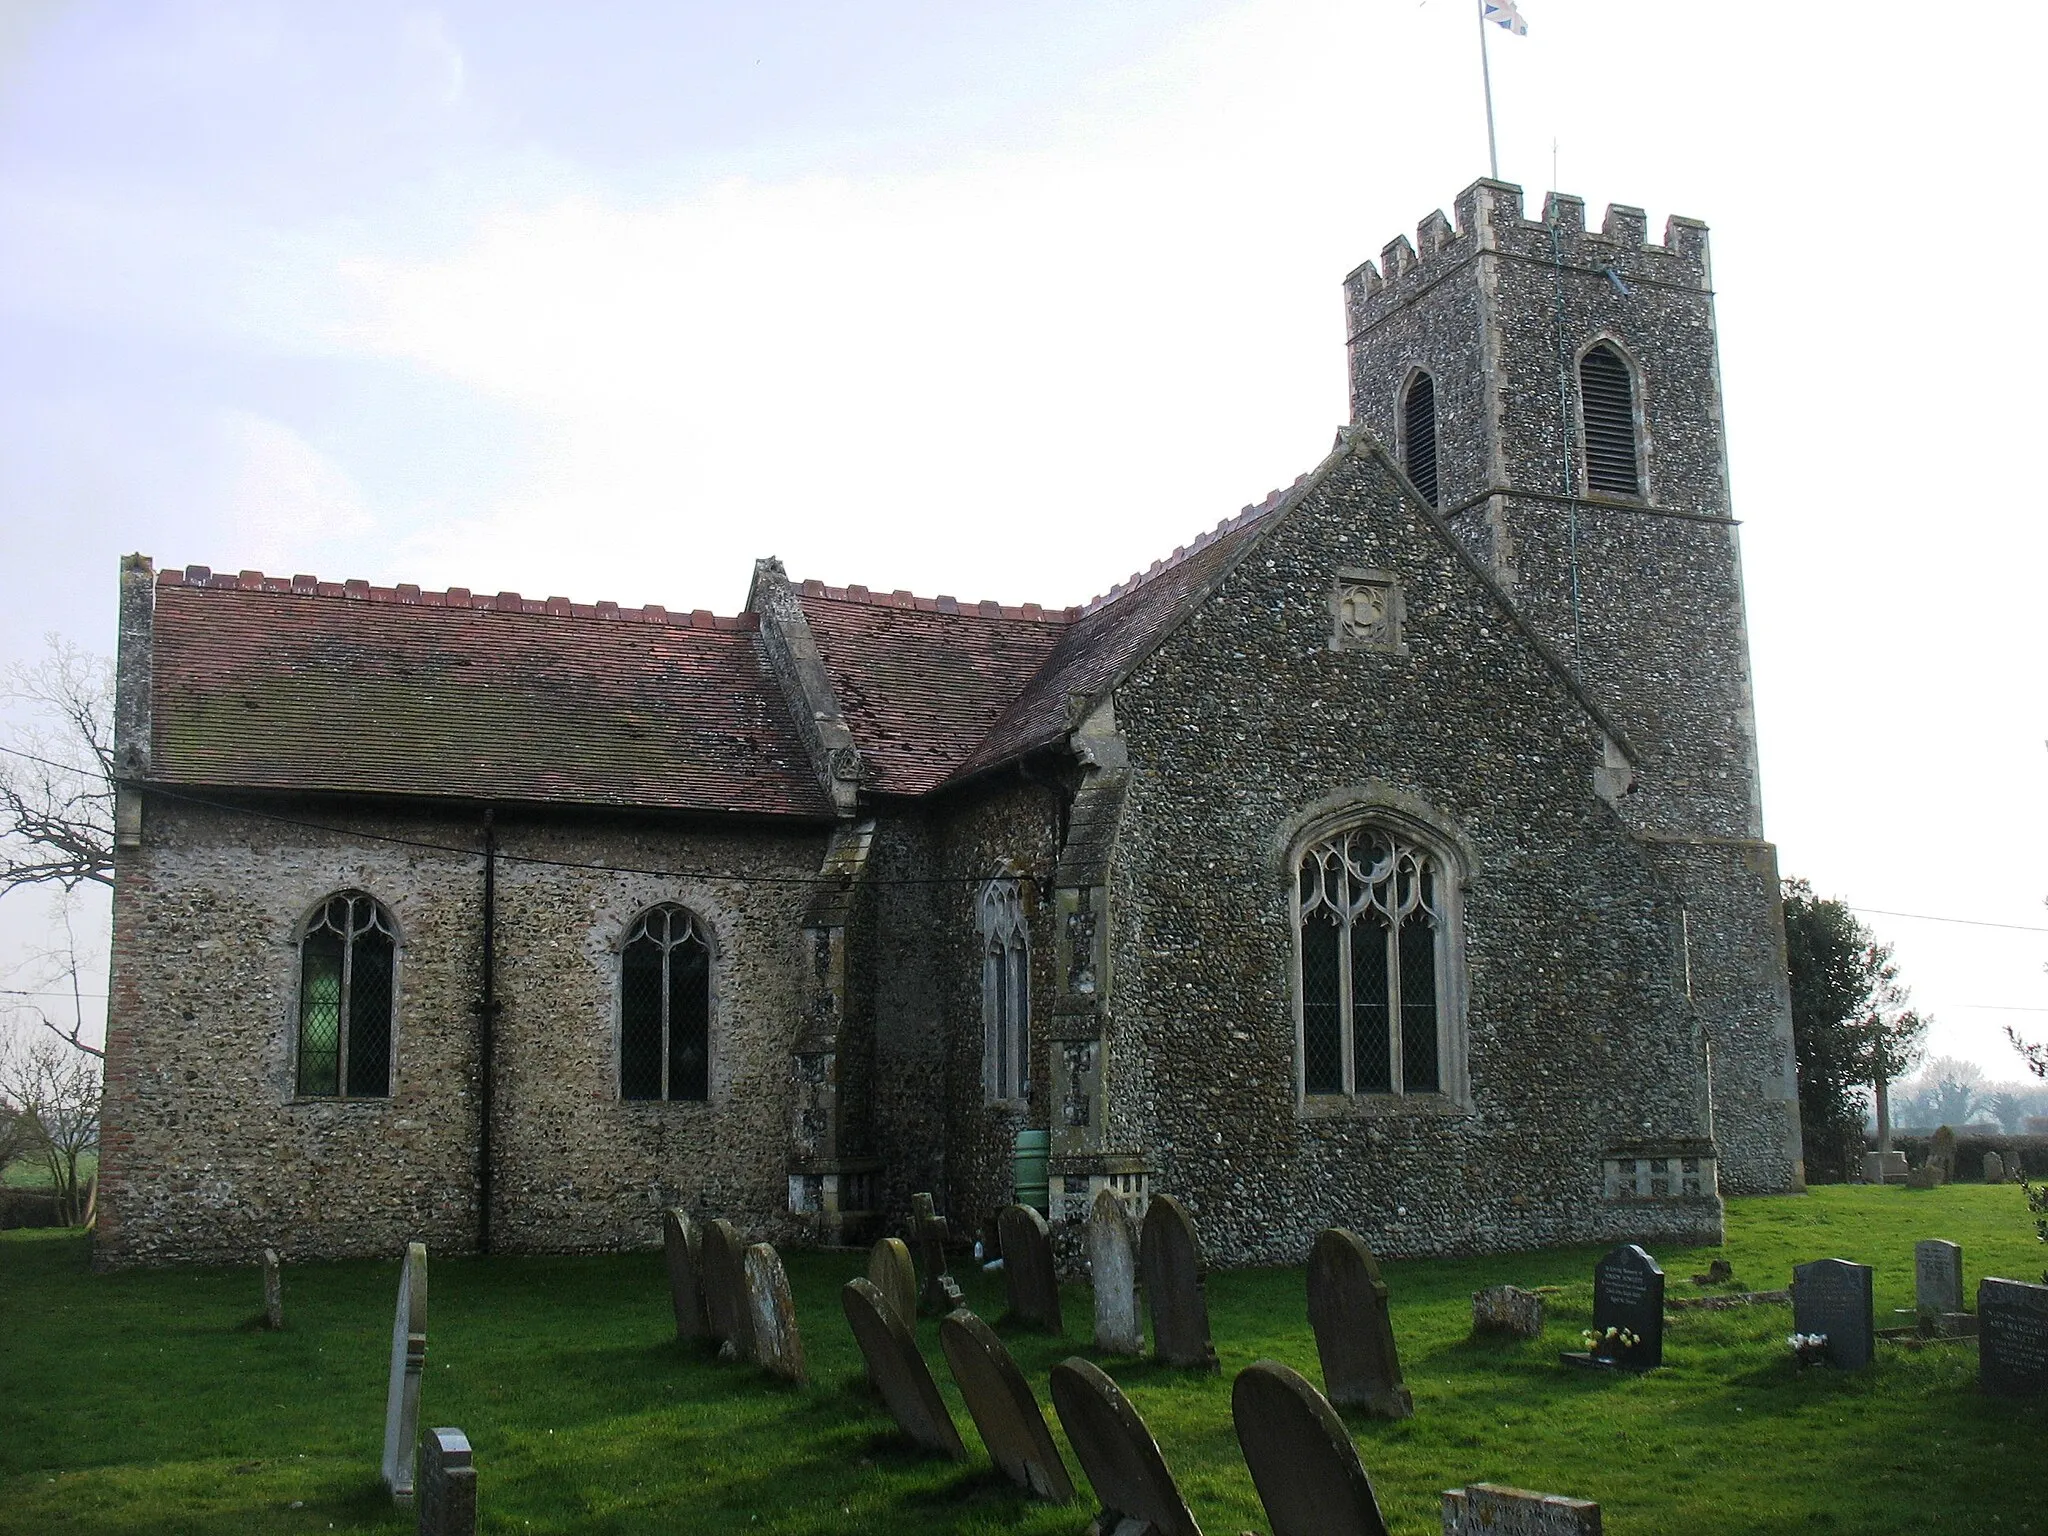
[
  {"left": 1441, "top": 1484, "right": 1602, "bottom": 1535},
  {"left": 381, "top": 1242, "right": 429, "bottom": 1501},
  {"left": 1793, "top": 1258, "right": 1875, "bottom": 1371},
  {"left": 261, "top": 1248, "right": 284, "bottom": 1332},
  {"left": 842, "top": 1277, "right": 964, "bottom": 1457},
  {"left": 1232, "top": 1360, "right": 1391, "bottom": 1536},
  {"left": 1561, "top": 1245, "right": 1662, "bottom": 1371},
  {"left": 939, "top": 1309, "right": 1075, "bottom": 1502},
  {"left": 416, "top": 1427, "right": 476, "bottom": 1536},
  {"left": 1915, "top": 1240, "right": 1964, "bottom": 1320},
  {"left": 1049, "top": 1357, "right": 1201, "bottom": 1536},
  {"left": 1089, "top": 1188, "right": 1143, "bottom": 1355},
  {"left": 663, "top": 1209, "right": 709, "bottom": 1342},
  {"left": 999, "top": 1203, "right": 1064, "bottom": 1333},
  {"left": 867, "top": 1237, "right": 918, "bottom": 1332},
  {"left": 911, "top": 1193, "right": 964, "bottom": 1316},
  {"left": 1140, "top": 1195, "right": 1218, "bottom": 1372},
  {"left": 743, "top": 1243, "right": 807, "bottom": 1384},
  {"left": 1307, "top": 1228, "right": 1412, "bottom": 1418},
  {"left": 699, "top": 1219, "right": 753, "bottom": 1360},
  {"left": 1978, "top": 1277, "right": 2048, "bottom": 1397}
]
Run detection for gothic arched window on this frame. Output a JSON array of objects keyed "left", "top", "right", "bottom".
[
  {"left": 296, "top": 891, "right": 396, "bottom": 1098},
  {"left": 1579, "top": 341, "right": 1641, "bottom": 496},
  {"left": 1401, "top": 370, "right": 1439, "bottom": 507},
  {"left": 620, "top": 905, "right": 711, "bottom": 1102},
  {"left": 1296, "top": 828, "right": 1454, "bottom": 1098},
  {"left": 979, "top": 878, "right": 1030, "bottom": 1103}
]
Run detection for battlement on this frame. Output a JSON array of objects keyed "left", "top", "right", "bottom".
[{"left": 1344, "top": 179, "right": 1710, "bottom": 337}]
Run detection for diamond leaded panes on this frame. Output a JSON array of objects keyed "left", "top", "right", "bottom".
[
  {"left": 296, "top": 892, "right": 395, "bottom": 1098},
  {"left": 620, "top": 905, "right": 710, "bottom": 1102}
]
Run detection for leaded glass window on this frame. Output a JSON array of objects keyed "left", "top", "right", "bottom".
[
  {"left": 979, "top": 878, "right": 1030, "bottom": 1103},
  {"left": 296, "top": 892, "right": 396, "bottom": 1098},
  {"left": 620, "top": 905, "right": 711, "bottom": 1102},
  {"left": 1296, "top": 829, "right": 1448, "bottom": 1097}
]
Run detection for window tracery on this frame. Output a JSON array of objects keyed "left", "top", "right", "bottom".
[
  {"left": 979, "top": 878, "right": 1030, "bottom": 1103},
  {"left": 620, "top": 904, "right": 711, "bottom": 1102},
  {"left": 297, "top": 891, "right": 395, "bottom": 1098}
]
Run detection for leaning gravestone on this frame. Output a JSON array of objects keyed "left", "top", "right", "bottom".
[
  {"left": 381, "top": 1242, "right": 429, "bottom": 1501},
  {"left": 1915, "top": 1240, "right": 1964, "bottom": 1320},
  {"left": 1232, "top": 1360, "right": 1391, "bottom": 1536},
  {"left": 1088, "top": 1188, "right": 1143, "bottom": 1355},
  {"left": 1983, "top": 1151, "right": 2008, "bottom": 1184},
  {"left": 867, "top": 1237, "right": 918, "bottom": 1332},
  {"left": 1049, "top": 1357, "right": 1202, "bottom": 1536},
  {"left": 911, "top": 1193, "right": 965, "bottom": 1317},
  {"left": 1307, "top": 1228, "right": 1413, "bottom": 1419},
  {"left": 1561, "top": 1245, "right": 1662, "bottom": 1371},
  {"left": 940, "top": 1309, "right": 1076, "bottom": 1502},
  {"left": 663, "top": 1209, "right": 709, "bottom": 1342},
  {"left": 743, "top": 1243, "right": 807, "bottom": 1384},
  {"left": 699, "top": 1219, "right": 754, "bottom": 1360},
  {"left": 1140, "top": 1195, "right": 1219, "bottom": 1372},
  {"left": 1471, "top": 1285, "right": 1545, "bottom": 1340},
  {"left": 1792, "top": 1258, "right": 1876, "bottom": 1371},
  {"left": 417, "top": 1427, "right": 476, "bottom": 1536},
  {"left": 261, "top": 1248, "right": 284, "bottom": 1332},
  {"left": 1442, "top": 1484, "right": 1602, "bottom": 1535},
  {"left": 999, "top": 1203, "right": 1064, "bottom": 1333},
  {"left": 1978, "top": 1277, "right": 2048, "bottom": 1397},
  {"left": 842, "top": 1277, "right": 964, "bottom": 1457}
]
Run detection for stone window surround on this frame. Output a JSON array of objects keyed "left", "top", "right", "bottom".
[
  {"left": 286, "top": 888, "right": 402, "bottom": 1106},
  {"left": 609, "top": 899, "right": 722, "bottom": 1109},
  {"left": 978, "top": 874, "right": 1031, "bottom": 1107},
  {"left": 1571, "top": 331, "right": 1652, "bottom": 506}
]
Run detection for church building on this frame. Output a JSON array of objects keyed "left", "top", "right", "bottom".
[{"left": 96, "top": 179, "right": 1803, "bottom": 1269}]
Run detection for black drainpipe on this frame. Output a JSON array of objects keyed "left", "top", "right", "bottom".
[{"left": 478, "top": 806, "right": 499, "bottom": 1254}]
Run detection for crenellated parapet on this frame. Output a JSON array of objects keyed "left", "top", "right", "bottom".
[{"left": 1344, "top": 179, "right": 1711, "bottom": 338}]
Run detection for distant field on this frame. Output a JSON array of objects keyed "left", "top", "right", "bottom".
[{"left": 2, "top": 1185, "right": 2043, "bottom": 1534}]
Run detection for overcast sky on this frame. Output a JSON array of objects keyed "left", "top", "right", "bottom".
[{"left": 1, "top": 0, "right": 2042, "bottom": 1080}]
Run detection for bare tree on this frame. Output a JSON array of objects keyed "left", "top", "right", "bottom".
[
  {"left": 0, "top": 637, "right": 115, "bottom": 899},
  {"left": 0, "top": 1027, "right": 102, "bottom": 1224}
]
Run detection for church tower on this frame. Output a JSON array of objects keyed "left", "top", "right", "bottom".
[{"left": 1343, "top": 179, "right": 1804, "bottom": 1193}]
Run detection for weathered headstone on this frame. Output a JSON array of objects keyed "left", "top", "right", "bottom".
[
  {"left": 1983, "top": 1151, "right": 2008, "bottom": 1184},
  {"left": 911, "top": 1193, "right": 964, "bottom": 1316},
  {"left": 417, "top": 1427, "right": 476, "bottom": 1536},
  {"left": 1442, "top": 1483, "right": 1602, "bottom": 1535},
  {"left": 261, "top": 1248, "right": 284, "bottom": 1331},
  {"left": 1929, "top": 1126, "right": 1957, "bottom": 1183},
  {"left": 939, "top": 1309, "right": 1075, "bottom": 1502},
  {"left": 663, "top": 1209, "right": 709, "bottom": 1342},
  {"left": 1862, "top": 1149, "right": 1908, "bottom": 1185},
  {"left": 1232, "top": 1360, "right": 1391, "bottom": 1536},
  {"left": 1471, "top": 1285, "right": 1546, "bottom": 1340},
  {"left": 381, "top": 1241, "right": 429, "bottom": 1501},
  {"left": 999, "top": 1203, "right": 1064, "bottom": 1333},
  {"left": 1978, "top": 1277, "right": 2048, "bottom": 1397},
  {"left": 1049, "top": 1357, "right": 1201, "bottom": 1536},
  {"left": 1139, "top": 1195, "right": 1219, "bottom": 1372},
  {"left": 1906, "top": 1164, "right": 1940, "bottom": 1190},
  {"left": 1306, "top": 1228, "right": 1412, "bottom": 1419},
  {"left": 699, "top": 1219, "right": 754, "bottom": 1360},
  {"left": 1792, "top": 1258, "right": 1876, "bottom": 1371},
  {"left": 1915, "top": 1240, "right": 1964, "bottom": 1320},
  {"left": 1560, "top": 1244, "right": 1663, "bottom": 1371},
  {"left": 867, "top": 1237, "right": 918, "bottom": 1332},
  {"left": 743, "top": 1242, "right": 806, "bottom": 1384},
  {"left": 1088, "top": 1188, "right": 1143, "bottom": 1355},
  {"left": 841, "top": 1277, "right": 965, "bottom": 1457}
]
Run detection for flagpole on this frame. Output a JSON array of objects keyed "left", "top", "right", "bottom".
[{"left": 1477, "top": 0, "right": 1500, "bottom": 179}]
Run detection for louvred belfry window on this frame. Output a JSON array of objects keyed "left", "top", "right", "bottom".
[
  {"left": 1579, "top": 342, "right": 1641, "bottom": 496},
  {"left": 620, "top": 905, "right": 711, "bottom": 1102},
  {"left": 1402, "top": 371, "right": 1439, "bottom": 507},
  {"left": 296, "top": 892, "right": 396, "bottom": 1098},
  {"left": 1297, "top": 830, "right": 1446, "bottom": 1097}
]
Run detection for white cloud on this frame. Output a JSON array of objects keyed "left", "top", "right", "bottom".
[{"left": 212, "top": 409, "right": 378, "bottom": 575}]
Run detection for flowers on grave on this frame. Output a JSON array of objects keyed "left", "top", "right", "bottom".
[
  {"left": 1580, "top": 1325, "right": 1641, "bottom": 1358},
  {"left": 1787, "top": 1331, "right": 1829, "bottom": 1367}
]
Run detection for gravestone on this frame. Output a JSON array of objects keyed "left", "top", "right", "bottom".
[
  {"left": 939, "top": 1309, "right": 1075, "bottom": 1502},
  {"left": 1978, "top": 1277, "right": 2048, "bottom": 1397},
  {"left": 1559, "top": 1245, "right": 1663, "bottom": 1371},
  {"left": 999, "top": 1203, "right": 1064, "bottom": 1333},
  {"left": 1088, "top": 1188, "right": 1143, "bottom": 1355},
  {"left": 261, "top": 1248, "right": 284, "bottom": 1331},
  {"left": 841, "top": 1277, "right": 965, "bottom": 1457},
  {"left": 417, "top": 1427, "right": 476, "bottom": 1536},
  {"left": 1983, "top": 1151, "right": 2007, "bottom": 1184},
  {"left": 1862, "top": 1149, "right": 1908, "bottom": 1185},
  {"left": 1442, "top": 1484, "right": 1602, "bottom": 1535},
  {"left": 1049, "top": 1357, "right": 1201, "bottom": 1536},
  {"left": 381, "top": 1242, "right": 429, "bottom": 1501},
  {"left": 1792, "top": 1258, "right": 1876, "bottom": 1371},
  {"left": 1471, "top": 1285, "right": 1545, "bottom": 1340},
  {"left": 1915, "top": 1240, "right": 1964, "bottom": 1319},
  {"left": 663, "top": 1209, "right": 709, "bottom": 1342},
  {"left": 1929, "top": 1126, "right": 1957, "bottom": 1183},
  {"left": 1906, "top": 1164, "right": 1939, "bottom": 1190},
  {"left": 743, "top": 1243, "right": 807, "bottom": 1384},
  {"left": 867, "top": 1237, "right": 918, "bottom": 1332},
  {"left": 911, "top": 1193, "right": 964, "bottom": 1316},
  {"left": 1140, "top": 1195, "right": 1219, "bottom": 1372},
  {"left": 699, "top": 1219, "right": 754, "bottom": 1360},
  {"left": 1306, "top": 1228, "right": 1412, "bottom": 1419},
  {"left": 1232, "top": 1360, "right": 1391, "bottom": 1536}
]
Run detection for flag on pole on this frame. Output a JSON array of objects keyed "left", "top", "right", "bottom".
[{"left": 1483, "top": 0, "right": 1529, "bottom": 35}]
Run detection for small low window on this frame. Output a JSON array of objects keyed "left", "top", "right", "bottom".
[
  {"left": 297, "top": 892, "right": 395, "bottom": 1098},
  {"left": 620, "top": 905, "right": 711, "bottom": 1101},
  {"left": 1402, "top": 371, "right": 1439, "bottom": 506},
  {"left": 1579, "top": 342, "right": 1640, "bottom": 495}
]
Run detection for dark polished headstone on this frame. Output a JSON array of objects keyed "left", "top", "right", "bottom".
[
  {"left": 1232, "top": 1360, "right": 1391, "bottom": 1536},
  {"left": 1570, "top": 1244, "right": 1663, "bottom": 1371},
  {"left": 841, "top": 1277, "right": 965, "bottom": 1457},
  {"left": 1140, "top": 1195, "right": 1218, "bottom": 1373},
  {"left": 1049, "top": 1357, "right": 1201, "bottom": 1536},
  {"left": 911, "top": 1193, "right": 964, "bottom": 1317},
  {"left": 663, "top": 1209, "right": 709, "bottom": 1342},
  {"left": 999, "top": 1203, "right": 1064, "bottom": 1334},
  {"left": 1306, "top": 1228, "right": 1412, "bottom": 1419},
  {"left": 1089, "top": 1189, "right": 1143, "bottom": 1355},
  {"left": 939, "top": 1309, "right": 1075, "bottom": 1502},
  {"left": 1978, "top": 1276, "right": 2048, "bottom": 1397},
  {"left": 699, "top": 1219, "right": 754, "bottom": 1361},
  {"left": 416, "top": 1427, "right": 476, "bottom": 1536},
  {"left": 1792, "top": 1258, "right": 1875, "bottom": 1371}
]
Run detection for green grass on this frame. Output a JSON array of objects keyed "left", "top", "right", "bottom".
[{"left": 3, "top": 1185, "right": 2044, "bottom": 1534}]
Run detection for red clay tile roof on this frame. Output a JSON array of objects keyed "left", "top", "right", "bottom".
[{"left": 147, "top": 568, "right": 833, "bottom": 818}]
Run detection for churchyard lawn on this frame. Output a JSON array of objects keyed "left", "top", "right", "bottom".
[{"left": 2, "top": 1185, "right": 2041, "bottom": 1535}]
